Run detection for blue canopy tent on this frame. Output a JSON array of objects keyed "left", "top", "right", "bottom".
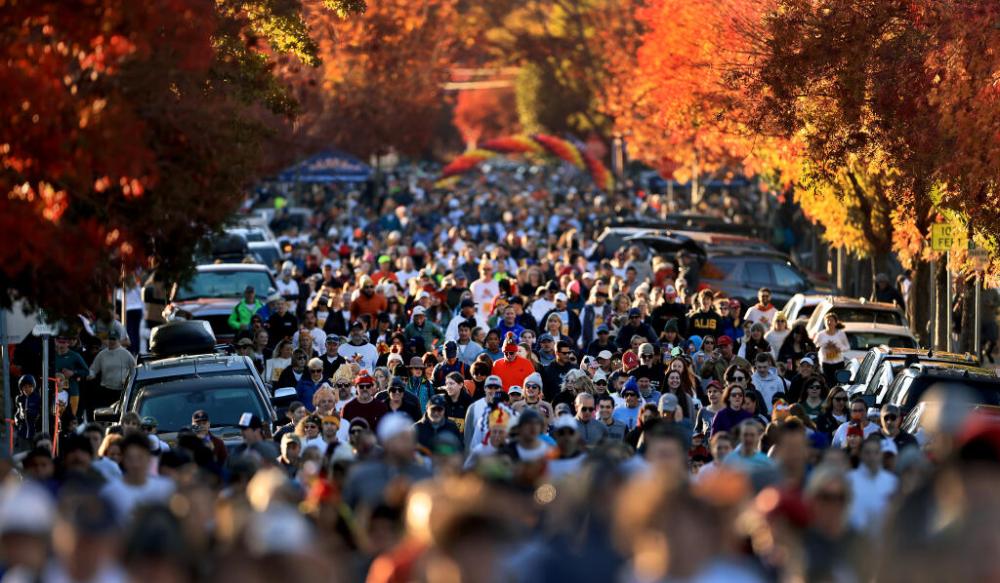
[{"left": 276, "top": 149, "right": 372, "bottom": 183}]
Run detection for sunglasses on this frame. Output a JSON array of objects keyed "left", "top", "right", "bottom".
[
  {"left": 595, "top": 380, "right": 608, "bottom": 386},
  {"left": 305, "top": 424, "right": 319, "bottom": 431},
  {"left": 731, "top": 375, "right": 746, "bottom": 381},
  {"left": 525, "top": 383, "right": 541, "bottom": 389},
  {"left": 833, "top": 396, "right": 848, "bottom": 402},
  {"left": 554, "top": 429, "right": 576, "bottom": 437},
  {"left": 559, "top": 351, "right": 572, "bottom": 356},
  {"left": 389, "top": 388, "right": 404, "bottom": 394},
  {"left": 358, "top": 383, "right": 373, "bottom": 390},
  {"left": 334, "top": 382, "right": 351, "bottom": 388},
  {"left": 579, "top": 406, "right": 595, "bottom": 412},
  {"left": 729, "top": 391, "right": 744, "bottom": 397},
  {"left": 883, "top": 414, "right": 898, "bottom": 422}
]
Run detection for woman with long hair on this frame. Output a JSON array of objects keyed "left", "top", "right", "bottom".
[
  {"left": 710, "top": 383, "right": 752, "bottom": 435},
  {"left": 778, "top": 323, "right": 817, "bottom": 372},
  {"left": 815, "top": 386, "right": 850, "bottom": 438},
  {"left": 765, "top": 312, "right": 790, "bottom": 356},
  {"left": 742, "top": 389, "right": 771, "bottom": 427},
  {"left": 738, "top": 322, "right": 771, "bottom": 363},
  {"left": 797, "top": 374, "right": 828, "bottom": 419},
  {"left": 812, "top": 313, "right": 850, "bottom": 386}
]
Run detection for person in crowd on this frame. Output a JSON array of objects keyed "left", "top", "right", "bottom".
[
  {"left": 744, "top": 287, "right": 778, "bottom": 328},
  {"left": 711, "top": 383, "right": 752, "bottom": 435},
  {"left": 341, "top": 370, "right": 389, "bottom": 429},
  {"left": 573, "top": 392, "right": 607, "bottom": 446},
  {"left": 813, "top": 313, "right": 850, "bottom": 386},
  {"left": 778, "top": 323, "right": 817, "bottom": 372},
  {"left": 700, "top": 335, "right": 750, "bottom": 382},
  {"left": 414, "top": 395, "right": 462, "bottom": 452},
  {"left": 738, "top": 322, "right": 772, "bottom": 363},
  {"left": 847, "top": 435, "right": 899, "bottom": 533}
]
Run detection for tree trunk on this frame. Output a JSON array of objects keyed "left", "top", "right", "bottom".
[
  {"left": 910, "top": 260, "right": 932, "bottom": 346},
  {"left": 933, "top": 260, "right": 948, "bottom": 350}
]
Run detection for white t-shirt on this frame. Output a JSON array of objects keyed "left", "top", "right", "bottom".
[
  {"left": 101, "top": 476, "right": 175, "bottom": 519},
  {"left": 276, "top": 278, "right": 300, "bottom": 311},
  {"left": 470, "top": 278, "right": 500, "bottom": 319},
  {"left": 744, "top": 304, "right": 777, "bottom": 328},
  {"left": 292, "top": 327, "right": 327, "bottom": 355},
  {"left": 813, "top": 329, "right": 850, "bottom": 365},
  {"left": 516, "top": 441, "right": 553, "bottom": 462},
  {"left": 831, "top": 420, "right": 880, "bottom": 448},
  {"left": 847, "top": 466, "right": 898, "bottom": 532}
]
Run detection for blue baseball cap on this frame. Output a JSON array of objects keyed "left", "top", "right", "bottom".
[{"left": 18, "top": 375, "right": 36, "bottom": 388}]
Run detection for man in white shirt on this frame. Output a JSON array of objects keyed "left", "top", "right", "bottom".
[
  {"left": 749, "top": 353, "right": 786, "bottom": 413},
  {"left": 338, "top": 322, "right": 378, "bottom": 372},
  {"left": 276, "top": 263, "right": 300, "bottom": 312},
  {"left": 444, "top": 298, "right": 488, "bottom": 342},
  {"left": 87, "top": 329, "right": 137, "bottom": 409},
  {"left": 529, "top": 282, "right": 557, "bottom": 324},
  {"left": 847, "top": 435, "right": 899, "bottom": 533},
  {"left": 101, "top": 432, "right": 174, "bottom": 520},
  {"left": 743, "top": 287, "right": 778, "bottom": 328},
  {"left": 831, "top": 396, "right": 880, "bottom": 448},
  {"left": 469, "top": 261, "right": 499, "bottom": 321}
]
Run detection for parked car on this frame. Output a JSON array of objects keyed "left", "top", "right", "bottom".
[
  {"left": 699, "top": 248, "right": 834, "bottom": 306},
  {"left": 782, "top": 293, "right": 829, "bottom": 325},
  {"left": 840, "top": 323, "right": 919, "bottom": 361},
  {"left": 621, "top": 233, "right": 706, "bottom": 263},
  {"left": 226, "top": 225, "right": 275, "bottom": 244},
  {"left": 247, "top": 241, "right": 283, "bottom": 274},
  {"left": 160, "top": 264, "right": 276, "bottom": 343},
  {"left": 880, "top": 363, "right": 1000, "bottom": 417},
  {"left": 94, "top": 321, "right": 293, "bottom": 447},
  {"left": 839, "top": 346, "right": 978, "bottom": 398},
  {"left": 805, "top": 297, "right": 908, "bottom": 337},
  {"left": 901, "top": 397, "right": 1000, "bottom": 447}
]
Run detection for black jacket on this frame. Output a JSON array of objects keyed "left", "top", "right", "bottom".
[{"left": 414, "top": 416, "right": 462, "bottom": 451}]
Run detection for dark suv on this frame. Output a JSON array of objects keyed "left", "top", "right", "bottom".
[
  {"left": 880, "top": 363, "right": 1000, "bottom": 416},
  {"left": 699, "top": 248, "right": 834, "bottom": 306},
  {"left": 95, "top": 321, "right": 290, "bottom": 446}
]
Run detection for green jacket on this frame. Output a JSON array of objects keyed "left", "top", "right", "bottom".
[
  {"left": 229, "top": 299, "right": 263, "bottom": 331},
  {"left": 404, "top": 321, "right": 445, "bottom": 352}
]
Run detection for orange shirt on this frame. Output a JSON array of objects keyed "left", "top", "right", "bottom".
[{"left": 491, "top": 355, "right": 537, "bottom": 391}]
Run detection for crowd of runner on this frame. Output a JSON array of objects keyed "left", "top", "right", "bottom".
[{"left": 3, "top": 165, "right": 999, "bottom": 582}]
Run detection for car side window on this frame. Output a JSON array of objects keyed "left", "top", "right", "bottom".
[
  {"left": 773, "top": 263, "right": 805, "bottom": 290},
  {"left": 892, "top": 376, "right": 914, "bottom": 407},
  {"left": 745, "top": 261, "right": 773, "bottom": 286},
  {"left": 854, "top": 353, "right": 876, "bottom": 386},
  {"left": 702, "top": 258, "right": 740, "bottom": 280}
]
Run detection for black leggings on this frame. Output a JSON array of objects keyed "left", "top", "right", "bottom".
[{"left": 822, "top": 361, "right": 846, "bottom": 387}]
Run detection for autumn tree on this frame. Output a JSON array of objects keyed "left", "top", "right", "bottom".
[
  {"left": 743, "top": 0, "right": 1000, "bottom": 342},
  {"left": 604, "top": 0, "right": 798, "bottom": 197},
  {"left": 0, "top": 0, "right": 362, "bottom": 317},
  {"left": 453, "top": 88, "right": 520, "bottom": 148},
  {"left": 291, "top": 0, "right": 460, "bottom": 160}
]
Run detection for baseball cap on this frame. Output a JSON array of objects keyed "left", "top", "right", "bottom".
[
  {"left": 717, "top": 335, "right": 733, "bottom": 347},
  {"left": 238, "top": 413, "right": 263, "bottom": 430},
  {"left": 596, "top": 324, "right": 610, "bottom": 334},
  {"left": 378, "top": 255, "right": 392, "bottom": 264},
  {"left": 244, "top": 285, "right": 256, "bottom": 294},
  {"left": 460, "top": 298, "right": 476, "bottom": 309},
  {"left": 622, "top": 351, "right": 639, "bottom": 370},
  {"left": 412, "top": 305, "right": 427, "bottom": 317},
  {"left": 628, "top": 308, "right": 641, "bottom": 317},
  {"left": 538, "top": 333, "right": 554, "bottom": 343},
  {"left": 658, "top": 393, "right": 679, "bottom": 413},
  {"left": 281, "top": 433, "right": 301, "bottom": 448},
  {"left": 377, "top": 413, "right": 414, "bottom": 443},
  {"left": 799, "top": 356, "right": 815, "bottom": 366},
  {"left": 597, "top": 349, "right": 613, "bottom": 360},
  {"left": 326, "top": 335, "right": 341, "bottom": 344},
  {"left": 18, "top": 374, "right": 36, "bottom": 387},
  {"left": 429, "top": 394, "right": 448, "bottom": 408},
  {"left": 409, "top": 356, "right": 424, "bottom": 368},
  {"left": 552, "top": 415, "right": 579, "bottom": 432},
  {"left": 485, "top": 375, "right": 503, "bottom": 388},
  {"left": 349, "top": 417, "right": 370, "bottom": 431},
  {"left": 508, "top": 385, "right": 523, "bottom": 396},
  {"left": 192, "top": 410, "right": 209, "bottom": 423},
  {"left": 664, "top": 284, "right": 677, "bottom": 295},
  {"left": 107, "top": 328, "right": 120, "bottom": 341},
  {"left": 444, "top": 340, "right": 458, "bottom": 357},
  {"left": 0, "top": 481, "right": 55, "bottom": 536},
  {"left": 638, "top": 343, "right": 654, "bottom": 356},
  {"left": 621, "top": 385, "right": 639, "bottom": 396},
  {"left": 554, "top": 292, "right": 568, "bottom": 302},
  {"left": 387, "top": 353, "right": 404, "bottom": 365},
  {"left": 237, "top": 337, "right": 254, "bottom": 347},
  {"left": 141, "top": 416, "right": 158, "bottom": 429}
]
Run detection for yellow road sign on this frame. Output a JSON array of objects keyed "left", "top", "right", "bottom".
[{"left": 930, "top": 224, "right": 968, "bottom": 251}]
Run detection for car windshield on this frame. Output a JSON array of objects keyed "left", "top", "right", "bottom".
[
  {"left": 848, "top": 332, "right": 917, "bottom": 351},
  {"left": 135, "top": 385, "right": 265, "bottom": 433},
  {"left": 832, "top": 308, "right": 905, "bottom": 326},
  {"left": 250, "top": 247, "right": 281, "bottom": 271},
  {"left": 175, "top": 270, "right": 273, "bottom": 300}
]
